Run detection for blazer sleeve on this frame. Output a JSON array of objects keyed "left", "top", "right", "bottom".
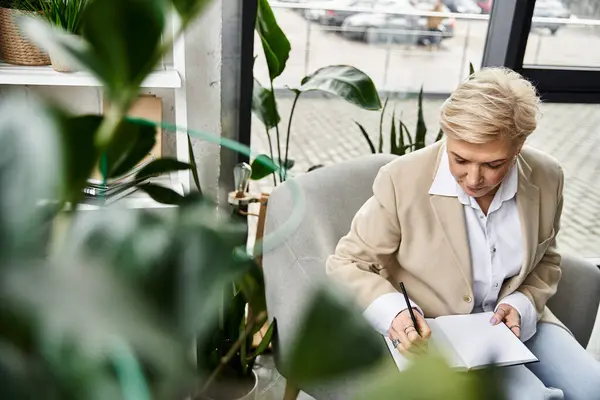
[
  {"left": 325, "top": 166, "right": 403, "bottom": 311},
  {"left": 516, "top": 167, "right": 564, "bottom": 318}
]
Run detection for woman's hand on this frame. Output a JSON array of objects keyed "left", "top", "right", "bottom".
[
  {"left": 490, "top": 304, "right": 521, "bottom": 338},
  {"left": 389, "top": 308, "right": 432, "bottom": 356}
]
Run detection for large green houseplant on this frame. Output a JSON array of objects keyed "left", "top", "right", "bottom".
[
  {"left": 251, "top": 0, "right": 382, "bottom": 185},
  {"left": 0, "top": 2, "right": 507, "bottom": 399}
]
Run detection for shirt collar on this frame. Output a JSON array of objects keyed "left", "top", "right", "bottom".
[{"left": 429, "top": 147, "right": 518, "bottom": 207}]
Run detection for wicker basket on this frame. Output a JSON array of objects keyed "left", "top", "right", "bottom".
[{"left": 0, "top": 8, "right": 50, "bottom": 66}]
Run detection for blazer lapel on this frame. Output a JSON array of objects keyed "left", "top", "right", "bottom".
[
  {"left": 430, "top": 195, "right": 473, "bottom": 292},
  {"left": 500, "top": 156, "right": 540, "bottom": 298}
]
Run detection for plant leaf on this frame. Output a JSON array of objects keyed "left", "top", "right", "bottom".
[
  {"left": 390, "top": 110, "right": 398, "bottom": 155},
  {"left": 355, "top": 354, "right": 506, "bottom": 400},
  {"left": 80, "top": 0, "right": 166, "bottom": 96},
  {"left": 397, "top": 113, "right": 405, "bottom": 156},
  {"left": 378, "top": 97, "right": 388, "bottom": 153},
  {"left": 104, "top": 120, "right": 157, "bottom": 179},
  {"left": 250, "top": 321, "right": 274, "bottom": 359},
  {"left": 250, "top": 154, "right": 278, "bottom": 180},
  {"left": 256, "top": 0, "right": 291, "bottom": 80},
  {"left": 252, "top": 79, "right": 280, "bottom": 130},
  {"left": 354, "top": 122, "right": 376, "bottom": 154},
  {"left": 170, "top": 0, "right": 213, "bottom": 27},
  {"left": 285, "top": 287, "right": 385, "bottom": 386},
  {"left": 59, "top": 114, "right": 102, "bottom": 202},
  {"left": 297, "top": 65, "right": 381, "bottom": 111},
  {"left": 283, "top": 158, "right": 295, "bottom": 170},
  {"left": 435, "top": 128, "right": 444, "bottom": 142},
  {"left": 469, "top": 62, "right": 475, "bottom": 76},
  {"left": 400, "top": 120, "right": 413, "bottom": 148},
  {"left": 135, "top": 158, "right": 191, "bottom": 180},
  {"left": 187, "top": 135, "right": 202, "bottom": 194},
  {"left": 415, "top": 86, "right": 427, "bottom": 149},
  {"left": 138, "top": 183, "right": 184, "bottom": 205}
]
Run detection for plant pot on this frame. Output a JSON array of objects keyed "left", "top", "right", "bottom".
[
  {"left": 0, "top": 8, "right": 51, "bottom": 66},
  {"left": 199, "top": 370, "right": 258, "bottom": 400}
]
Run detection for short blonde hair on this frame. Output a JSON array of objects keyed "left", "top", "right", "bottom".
[{"left": 440, "top": 67, "right": 541, "bottom": 144}]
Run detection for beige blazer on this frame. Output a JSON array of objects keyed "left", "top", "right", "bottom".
[{"left": 326, "top": 141, "right": 565, "bottom": 328}]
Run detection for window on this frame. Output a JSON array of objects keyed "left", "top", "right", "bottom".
[{"left": 523, "top": 0, "right": 600, "bottom": 68}]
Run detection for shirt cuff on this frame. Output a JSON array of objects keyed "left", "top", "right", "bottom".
[
  {"left": 497, "top": 292, "right": 537, "bottom": 342},
  {"left": 363, "top": 292, "right": 423, "bottom": 335}
]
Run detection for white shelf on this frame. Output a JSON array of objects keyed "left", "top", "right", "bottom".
[{"left": 0, "top": 63, "right": 181, "bottom": 88}]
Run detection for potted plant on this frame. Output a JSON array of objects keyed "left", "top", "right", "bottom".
[
  {"left": 19, "top": 0, "right": 88, "bottom": 71},
  {"left": 0, "top": 0, "right": 50, "bottom": 65}
]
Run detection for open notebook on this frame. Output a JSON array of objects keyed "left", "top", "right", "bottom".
[{"left": 385, "top": 312, "right": 538, "bottom": 371}]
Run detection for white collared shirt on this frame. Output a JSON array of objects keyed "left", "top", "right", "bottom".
[{"left": 364, "top": 150, "right": 538, "bottom": 342}]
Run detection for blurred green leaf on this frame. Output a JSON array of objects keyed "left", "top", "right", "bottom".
[
  {"left": 251, "top": 321, "right": 274, "bottom": 359},
  {"left": 171, "top": 0, "right": 213, "bottom": 26},
  {"left": 252, "top": 78, "right": 280, "bottom": 130},
  {"left": 250, "top": 154, "right": 277, "bottom": 180},
  {"left": 469, "top": 62, "right": 475, "bottom": 76},
  {"left": 0, "top": 95, "right": 63, "bottom": 259},
  {"left": 256, "top": 0, "right": 291, "bottom": 80},
  {"left": 80, "top": 0, "right": 166, "bottom": 96},
  {"left": 355, "top": 354, "right": 506, "bottom": 400},
  {"left": 298, "top": 66, "right": 382, "bottom": 111},
  {"left": 397, "top": 114, "right": 406, "bottom": 156},
  {"left": 139, "top": 183, "right": 185, "bottom": 205},
  {"left": 415, "top": 86, "right": 427, "bottom": 149},
  {"left": 355, "top": 122, "right": 376, "bottom": 154},
  {"left": 59, "top": 114, "right": 101, "bottom": 202},
  {"left": 136, "top": 158, "right": 191, "bottom": 180},
  {"left": 105, "top": 120, "right": 156, "bottom": 179},
  {"left": 283, "top": 158, "right": 295, "bottom": 170},
  {"left": 285, "top": 287, "right": 385, "bottom": 386}
]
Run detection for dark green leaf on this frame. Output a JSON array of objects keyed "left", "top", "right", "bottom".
[
  {"left": 435, "top": 128, "right": 444, "bottom": 142},
  {"left": 298, "top": 65, "right": 381, "bottom": 111},
  {"left": 105, "top": 120, "right": 156, "bottom": 178},
  {"left": 188, "top": 135, "right": 202, "bottom": 194},
  {"left": 354, "top": 122, "right": 376, "bottom": 154},
  {"left": 135, "top": 158, "right": 191, "bottom": 180},
  {"left": 397, "top": 114, "right": 405, "bottom": 156},
  {"left": 252, "top": 78, "right": 280, "bottom": 130},
  {"left": 390, "top": 110, "right": 398, "bottom": 155},
  {"left": 378, "top": 97, "right": 388, "bottom": 153},
  {"left": 469, "top": 62, "right": 475, "bottom": 76},
  {"left": 80, "top": 0, "right": 166, "bottom": 96},
  {"left": 171, "top": 0, "right": 212, "bottom": 26},
  {"left": 285, "top": 287, "right": 385, "bottom": 385},
  {"left": 251, "top": 321, "right": 274, "bottom": 359},
  {"left": 256, "top": 0, "right": 291, "bottom": 80},
  {"left": 250, "top": 154, "right": 278, "bottom": 180},
  {"left": 138, "top": 183, "right": 184, "bottom": 205},
  {"left": 59, "top": 114, "right": 101, "bottom": 202},
  {"left": 400, "top": 120, "right": 413, "bottom": 148},
  {"left": 415, "top": 86, "right": 427, "bottom": 149}
]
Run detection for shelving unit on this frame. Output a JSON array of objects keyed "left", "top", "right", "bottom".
[{"left": 0, "top": 13, "right": 191, "bottom": 207}]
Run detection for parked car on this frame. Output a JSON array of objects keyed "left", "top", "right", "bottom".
[
  {"left": 532, "top": 0, "right": 571, "bottom": 35},
  {"left": 304, "top": 0, "right": 378, "bottom": 26},
  {"left": 476, "top": 0, "right": 492, "bottom": 14},
  {"left": 341, "top": 0, "right": 455, "bottom": 44},
  {"left": 442, "top": 0, "right": 481, "bottom": 14}
]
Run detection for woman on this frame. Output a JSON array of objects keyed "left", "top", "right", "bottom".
[{"left": 326, "top": 67, "right": 600, "bottom": 399}]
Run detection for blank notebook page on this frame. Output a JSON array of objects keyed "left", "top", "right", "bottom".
[{"left": 435, "top": 312, "right": 538, "bottom": 369}]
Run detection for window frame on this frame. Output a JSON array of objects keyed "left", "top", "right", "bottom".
[{"left": 482, "top": 0, "right": 600, "bottom": 103}]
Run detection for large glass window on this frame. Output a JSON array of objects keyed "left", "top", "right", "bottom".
[{"left": 523, "top": 0, "right": 600, "bottom": 67}]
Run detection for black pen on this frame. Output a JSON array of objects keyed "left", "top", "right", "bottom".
[{"left": 400, "top": 282, "right": 421, "bottom": 337}]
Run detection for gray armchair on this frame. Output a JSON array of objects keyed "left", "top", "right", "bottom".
[{"left": 262, "top": 154, "right": 600, "bottom": 399}]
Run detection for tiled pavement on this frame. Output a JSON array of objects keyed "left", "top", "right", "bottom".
[{"left": 251, "top": 94, "right": 600, "bottom": 258}]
